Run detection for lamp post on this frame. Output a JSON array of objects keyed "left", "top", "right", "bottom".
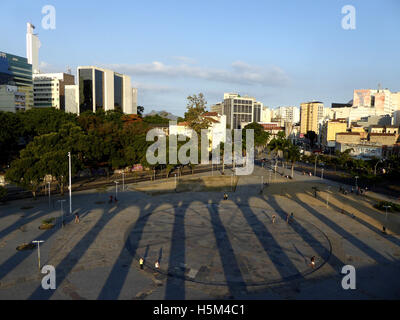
[
  {"left": 355, "top": 176, "right": 359, "bottom": 189},
  {"left": 314, "top": 154, "right": 318, "bottom": 177},
  {"left": 326, "top": 186, "right": 331, "bottom": 208},
  {"left": 114, "top": 181, "right": 119, "bottom": 200},
  {"left": 57, "top": 200, "right": 66, "bottom": 228},
  {"left": 48, "top": 182, "right": 51, "bottom": 208},
  {"left": 383, "top": 205, "right": 391, "bottom": 220},
  {"left": 321, "top": 168, "right": 324, "bottom": 180},
  {"left": 32, "top": 240, "right": 44, "bottom": 271},
  {"left": 68, "top": 152, "right": 72, "bottom": 215}
]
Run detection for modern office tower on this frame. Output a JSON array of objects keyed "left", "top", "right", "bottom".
[
  {"left": 0, "top": 51, "right": 33, "bottom": 108},
  {"left": 65, "top": 66, "right": 137, "bottom": 115},
  {"left": 224, "top": 94, "right": 255, "bottom": 129},
  {"left": 26, "top": 23, "right": 41, "bottom": 74},
  {"left": 33, "top": 73, "right": 75, "bottom": 109},
  {"left": 0, "top": 85, "right": 26, "bottom": 112},
  {"left": 300, "top": 101, "right": 324, "bottom": 134},
  {"left": 210, "top": 102, "right": 224, "bottom": 115}
]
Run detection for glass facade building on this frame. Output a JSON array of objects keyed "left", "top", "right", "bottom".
[
  {"left": 0, "top": 51, "right": 33, "bottom": 108},
  {"left": 95, "top": 69, "right": 104, "bottom": 111},
  {"left": 114, "top": 74, "right": 123, "bottom": 111},
  {"left": 79, "top": 68, "right": 93, "bottom": 114}
]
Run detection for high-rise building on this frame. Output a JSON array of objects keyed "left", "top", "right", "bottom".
[
  {"left": 212, "top": 93, "right": 265, "bottom": 129},
  {"left": 26, "top": 23, "right": 41, "bottom": 74},
  {"left": 65, "top": 66, "right": 137, "bottom": 115},
  {"left": 0, "top": 51, "right": 33, "bottom": 108},
  {"left": 33, "top": 73, "right": 75, "bottom": 109},
  {"left": 300, "top": 101, "right": 324, "bottom": 134}
]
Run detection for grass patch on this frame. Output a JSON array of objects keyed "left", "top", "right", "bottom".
[
  {"left": 42, "top": 217, "right": 55, "bottom": 224},
  {"left": 374, "top": 201, "right": 400, "bottom": 213},
  {"left": 20, "top": 206, "right": 34, "bottom": 210}
]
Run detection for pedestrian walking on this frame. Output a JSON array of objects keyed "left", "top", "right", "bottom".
[
  {"left": 272, "top": 215, "right": 276, "bottom": 224},
  {"left": 310, "top": 256, "right": 316, "bottom": 269},
  {"left": 286, "top": 214, "right": 290, "bottom": 223},
  {"left": 155, "top": 260, "right": 160, "bottom": 269},
  {"left": 139, "top": 257, "right": 144, "bottom": 269},
  {"left": 382, "top": 226, "right": 387, "bottom": 234},
  {"left": 74, "top": 212, "right": 80, "bottom": 224},
  {"left": 290, "top": 212, "right": 294, "bottom": 222},
  {"left": 109, "top": 195, "right": 113, "bottom": 204}
]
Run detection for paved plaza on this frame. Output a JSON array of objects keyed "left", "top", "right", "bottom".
[{"left": 0, "top": 164, "right": 399, "bottom": 299}]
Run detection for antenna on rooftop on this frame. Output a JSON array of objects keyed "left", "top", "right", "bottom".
[{"left": 378, "top": 83, "right": 381, "bottom": 92}]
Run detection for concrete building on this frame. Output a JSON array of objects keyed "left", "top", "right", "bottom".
[
  {"left": 321, "top": 119, "right": 347, "bottom": 148},
  {"left": 26, "top": 23, "right": 41, "bottom": 74},
  {"left": 33, "top": 73, "right": 75, "bottom": 109},
  {"left": 0, "top": 85, "right": 26, "bottom": 112},
  {"left": 0, "top": 51, "right": 33, "bottom": 108},
  {"left": 300, "top": 101, "right": 324, "bottom": 134},
  {"left": 353, "top": 88, "right": 399, "bottom": 115},
  {"left": 65, "top": 66, "right": 137, "bottom": 115},
  {"left": 261, "top": 106, "right": 272, "bottom": 123},
  {"left": 211, "top": 93, "right": 267, "bottom": 129},
  {"left": 273, "top": 106, "right": 300, "bottom": 124}
]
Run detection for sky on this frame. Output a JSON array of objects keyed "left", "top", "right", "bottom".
[{"left": 1, "top": 0, "right": 399, "bottom": 116}]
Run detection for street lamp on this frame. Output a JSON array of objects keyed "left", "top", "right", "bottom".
[
  {"left": 32, "top": 240, "right": 45, "bottom": 271},
  {"left": 326, "top": 186, "right": 331, "bottom": 208},
  {"left": 383, "top": 205, "right": 391, "bottom": 220},
  {"left": 57, "top": 200, "right": 66, "bottom": 228},
  {"left": 68, "top": 152, "right": 72, "bottom": 215},
  {"left": 48, "top": 182, "right": 51, "bottom": 208},
  {"left": 314, "top": 154, "right": 318, "bottom": 177},
  {"left": 114, "top": 181, "right": 119, "bottom": 200}
]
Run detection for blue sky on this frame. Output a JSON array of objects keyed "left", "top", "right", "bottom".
[{"left": 1, "top": 0, "right": 399, "bottom": 116}]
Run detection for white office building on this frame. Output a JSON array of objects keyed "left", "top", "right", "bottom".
[{"left": 65, "top": 66, "right": 137, "bottom": 115}]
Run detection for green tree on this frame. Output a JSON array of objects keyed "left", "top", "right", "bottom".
[
  {"left": 184, "top": 93, "right": 211, "bottom": 134},
  {"left": 0, "top": 186, "right": 7, "bottom": 202},
  {"left": 6, "top": 123, "right": 88, "bottom": 197},
  {"left": 284, "top": 142, "right": 301, "bottom": 178}
]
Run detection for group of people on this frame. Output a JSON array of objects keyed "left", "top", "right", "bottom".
[{"left": 302, "top": 171, "right": 313, "bottom": 176}]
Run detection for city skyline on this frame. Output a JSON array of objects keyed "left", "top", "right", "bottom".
[{"left": 1, "top": 0, "right": 400, "bottom": 116}]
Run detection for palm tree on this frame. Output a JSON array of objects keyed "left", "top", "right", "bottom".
[{"left": 284, "top": 143, "right": 301, "bottom": 178}]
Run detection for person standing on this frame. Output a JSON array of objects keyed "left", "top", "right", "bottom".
[
  {"left": 155, "top": 260, "right": 160, "bottom": 269},
  {"left": 272, "top": 215, "right": 276, "bottom": 224},
  {"left": 74, "top": 212, "right": 80, "bottom": 224},
  {"left": 310, "top": 256, "right": 316, "bottom": 269},
  {"left": 139, "top": 257, "right": 144, "bottom": 269}
]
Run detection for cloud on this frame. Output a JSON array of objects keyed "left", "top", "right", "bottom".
[
  {"left": 171, "top": 56, "right": 197, "bottom": 64},
  {"left": 132, "top": 82, "right": 181, "bottom": 94},
  {"left": 105, "top": 60, "right": 289, "bottom": 87}
]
